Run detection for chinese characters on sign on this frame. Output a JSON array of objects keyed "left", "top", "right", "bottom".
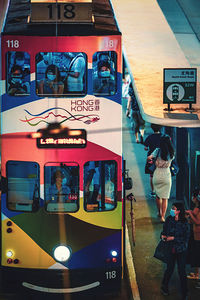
[{"left": 163, "top": 68, "right": 197, "bottom": 104}]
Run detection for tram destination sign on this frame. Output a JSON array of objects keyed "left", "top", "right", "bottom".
[
  {"left": 31, "top": 0, "right": 93, "bottom": 23},
  {"left": 36, "top": 129, "right": 87, "bottom": 149},
  {"left": 163, "top": 68, "right": 197, "bottom": 104}
]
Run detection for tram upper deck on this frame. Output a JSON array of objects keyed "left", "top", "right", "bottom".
[
  {"left": 112, "top": 0, "right": 200, "bottom": 127},
  {"left": 2, "top": 0, "right": 120, "bottom": 36}
]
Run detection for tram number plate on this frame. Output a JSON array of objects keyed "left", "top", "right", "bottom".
[{"left": 31, "top": 3, "right": 92, "bottom": 23}]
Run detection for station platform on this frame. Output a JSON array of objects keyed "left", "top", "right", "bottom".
[
  {"left": 112, "top": 0, "right": 200, "bottom": 127},
  {"left": 123, "top": 98, "right": 200, "bottom": 300}
]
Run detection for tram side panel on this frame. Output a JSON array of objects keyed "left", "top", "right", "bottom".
[{"left": 0, "top": 34, "right": 123, "bottom": 293}]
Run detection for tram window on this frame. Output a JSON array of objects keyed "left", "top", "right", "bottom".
[
  {"left": 36, "top": 52, "right": 87, "bottom": 96},
  {"left": 44, "top": 163, "right": 79, "bottom": 213},
  {"left": 84, "top": 160, "right": 117, "bottom": 212},
  {"left": 6, "top": 51, "right": 30, "bottom": 96},
  {"left": 92, "top": 51, "right": 117, "bottom": 96},
  {"left": 6, "top": 161, "right": 40, "bottom": 212}
]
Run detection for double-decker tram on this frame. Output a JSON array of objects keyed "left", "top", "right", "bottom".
[{"left": 0, "top": 0, "right": 124, "bottom": 295}]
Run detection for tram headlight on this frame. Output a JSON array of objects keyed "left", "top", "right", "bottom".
[
  {"left": 111, "top": 250, "right": 118, "bottom": 257},
  {"left": 6, "top": 250, "right": 13, "bottom": 258},
  {"left": 53, "top": 246, "right": 71, "bottom": 262}
]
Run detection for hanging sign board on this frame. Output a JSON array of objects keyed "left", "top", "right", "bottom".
[
  {"left": 31, "top": 1, "right": 93, "bottom": 23},
  {"left": 163, "top": 68, "right": 197, "bottom": 104}
]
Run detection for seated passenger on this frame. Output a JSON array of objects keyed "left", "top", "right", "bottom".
[
  {"left": 49, "top": 170, "right": 70, "bottom": 203},
  {"left": 38, "top": 64, "right": 64, "bottom": 95},
  {"left": 7, "top": 65, "right": 30, "bottom": 96},
  {"left": 93, "top": 61, "right": 115, "bottom": 95}
]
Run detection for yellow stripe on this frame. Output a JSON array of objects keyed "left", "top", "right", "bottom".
[{"left": 2, "top": 218, "right": 56, "bottom": 269}]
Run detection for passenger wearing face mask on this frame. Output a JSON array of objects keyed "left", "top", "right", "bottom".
[
  {"left": 185, "top": 188, "right": 200, "bottom": 285},
  {"left": 160, "top": 202, "right": 190, "bottom": 300},
  {"left": 38, "top": 64, "right": 64, "bottom": 95},
  {"left": 93, "top": 60, "right": 115, "bottom": 95},
  {"left": 49, "top": 169, "right": 71, "bottom": 203},
  {"left": 14, "top": 52, "right": 30, "bottom": 78},
  {"left": 7, "top": 65, "right": 30, "bottom": 96}
]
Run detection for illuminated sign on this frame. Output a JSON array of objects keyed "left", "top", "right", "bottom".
[
  {"left": 163, "top": 68, "right": 197, "bottom": 104},
  {"left": 31, "top": 1, "right": 93, "bottom": 23},
  {"left": 36, "top": 129, "right": 87, "bottom": 148}
]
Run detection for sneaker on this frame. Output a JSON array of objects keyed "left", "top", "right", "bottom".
[{"left": 161, "top": 285, "right": 169, "bottom": 296}]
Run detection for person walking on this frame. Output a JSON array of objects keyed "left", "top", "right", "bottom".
[
  {"left": 160, "top": 202, "right": 190, "bottom": 300},
  {"left": 186, "top": 188, "right": 200, "bottom": 286},
  {"left": 144, "top": 123, "right": 163, "bottom": 198},
  {"left": 147, "top": 134, "right": 175, "bottom": 222},
  {"left": 126, "top": 82, "right": 145, "bottom": 144}
]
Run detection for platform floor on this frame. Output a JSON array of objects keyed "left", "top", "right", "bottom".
[{"left": 123, "top": 96, "right": 200, "bottom": 299}]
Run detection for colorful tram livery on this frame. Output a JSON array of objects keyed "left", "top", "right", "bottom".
[{"left": 0, "top": 0, "right": 123, "bottom": 295}]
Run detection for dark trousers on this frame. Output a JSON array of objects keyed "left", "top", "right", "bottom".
[{"left": 162, "top": 250, "right": 188, "bottom": 297}]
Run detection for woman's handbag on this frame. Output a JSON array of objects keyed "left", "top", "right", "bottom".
[
  {"left": 145, "top": 159, "right": 156, "bottom": 174},
  {"left": 154, "top": 240, "right": 172, "bottom": 264},
  {"left": 170, "top": 160, "right": 179, "bottom": 176},
  {"left": 145, "top": 149, "right": 159, "bottom": 174}
]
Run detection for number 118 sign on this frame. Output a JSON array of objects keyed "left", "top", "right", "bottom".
[{"left": 163, "top": 68, "right": 197, "bottom": 104}]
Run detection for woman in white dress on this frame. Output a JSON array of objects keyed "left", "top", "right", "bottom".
[{"left": 148, "top": 135, "right": 175, "bottom": 223}]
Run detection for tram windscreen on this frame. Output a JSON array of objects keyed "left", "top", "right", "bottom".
[
  {"left": 36, "top": 52, "right": 87, "bottom": 96},
  {"left": 92, "top": 51, "right": 117, "bottom": 96},
  {"left": 6, "top": 51, "right": 30, "bottom": 96},
  {"left": 84, "top": 160, "right": 117, "bottom": 212},
  {"left": 6, "top": 161, "right": 40, "bottom": 212},
  {"left": 44, "top": 163, "right": 79, "bottom": 212}
]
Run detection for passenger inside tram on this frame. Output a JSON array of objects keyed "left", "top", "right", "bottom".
[
  {"left": 7, "top": 65, "right": 30, "bottom": 96},
  {"left": 93, "top": 60, "right": 115, "bottom": 95},
  {"left": 49, "top": 169, "right": 70, "bottom": 203},
  {"left": 38, "top": 64, "right": 64, "bottom": 95}
]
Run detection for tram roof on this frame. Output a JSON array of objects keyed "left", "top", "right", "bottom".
[{"left": 2, "top": 0, "right": 121, "bottom": 36}]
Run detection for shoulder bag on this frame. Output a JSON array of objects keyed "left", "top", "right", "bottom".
[
  {"left": 170, "top": 159, "right": 179, "bottom": 176},
  {"left": 154, "top": 240, "right": 172, "bottom": 264}
]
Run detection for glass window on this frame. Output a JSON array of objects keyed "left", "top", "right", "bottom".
[
  {"left": 44, "top": 162, "right": 79, "bottom": 213},
  {"left": 92, "top": 51, "right": 117, "bottom": 96},
  {"left": 36, "top": 52, "right": 87, "bottom": 96},
  {"left": 6, "top": 51, "right": 30, "bottom": 96},
  {"left": 84, "top": 160, "right": 117, "bottom": 212},
  {"left": 7, "top": 161, "right": 40, "bottom": 212}
]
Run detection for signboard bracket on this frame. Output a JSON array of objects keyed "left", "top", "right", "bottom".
[{"left": 164, "top": 103, "right": 173, "bottom": 111}]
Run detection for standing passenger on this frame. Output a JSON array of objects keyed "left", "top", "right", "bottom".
[
  {"left": 147, "top": 134, "right": 175, "bottom": 222},
  {"left": 160, "top": 202, "right": 190, "bottom": 300},
  {"left": 126, "top": 83, "right": 145, "bottom": 144},
  {"left": 186, "top": 188, "right": 200, "bottom": 285},
  {"left": 144, "top": 124, "right": 163, "bottom": 198}
]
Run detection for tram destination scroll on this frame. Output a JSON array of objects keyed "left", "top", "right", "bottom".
[{"left": 31, "top": 0, "right": 93, "bottom": 23}]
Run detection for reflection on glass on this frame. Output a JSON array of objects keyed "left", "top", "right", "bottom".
[
  {"left": 45, "top": 163, "right": 79, "bottom": 212},
  {"left": 93, "top": 51, "right": 117, "bottom": 96},
  {"left": 7, "top": 161, "right": 40, "bottom": 212},
  {"left": 6, "top": 51, "right": 30, "bottom": 96},
  {"left": 36, "top": 52, "right": 86, "bottom": 96},
  {"left": 84, "top": 160, "right": 117, "bottom": 212}
]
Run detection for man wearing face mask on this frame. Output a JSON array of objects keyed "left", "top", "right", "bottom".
[
  {"left": 160, "top": 202, "right": 190, "bottom": 300},
  {"left": 93, "top": 60, "right": 115, "bottom": 95},
  {"left": 49, "top": 169, "right": 70, "bottom": 203},
  {"left": 7, "top": 65, "right": 29, "bottom": 96}
]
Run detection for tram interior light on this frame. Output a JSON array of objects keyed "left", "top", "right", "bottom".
[{"left": 54, "top": 246, "right": 71, "bottom": 262}]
